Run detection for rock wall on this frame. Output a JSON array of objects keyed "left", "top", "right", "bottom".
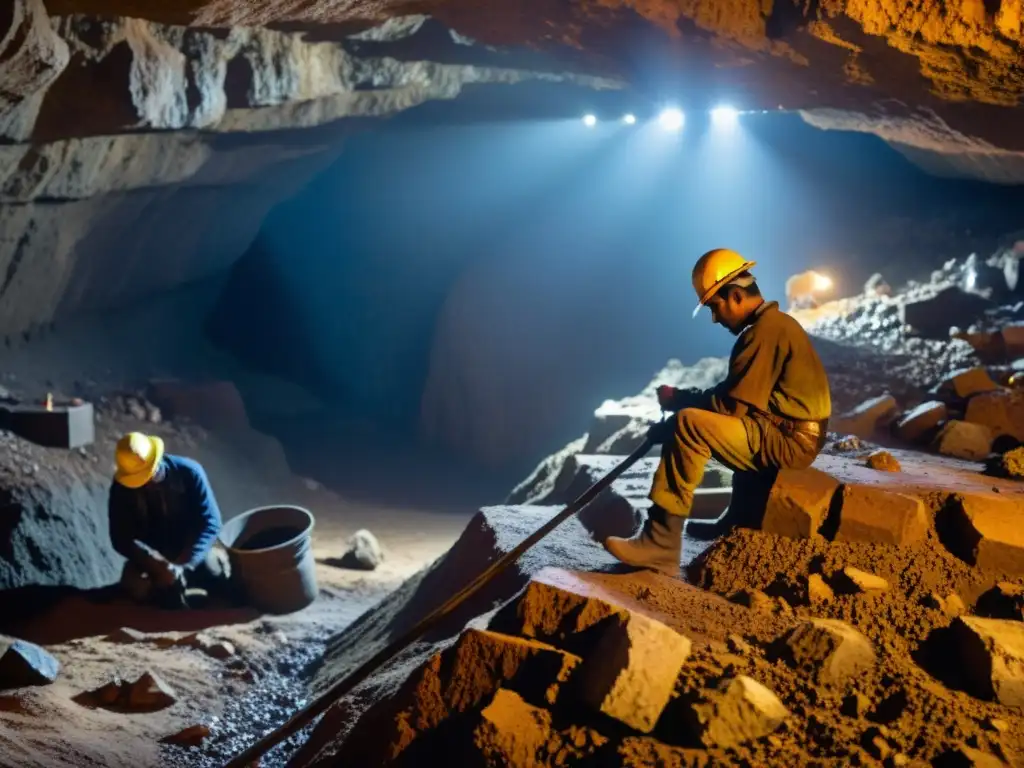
[
  {"left": 32, "top": 0, "right": 1024, "bottom": 183},
  {"left": 0, "top": 2, "right": 616, "bottom": 342}
]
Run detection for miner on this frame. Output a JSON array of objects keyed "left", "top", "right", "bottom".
[
  {"left": 604, "top": 248, "right": 831, "bottom": 575},
  {"left": 107, "top": 431, "right": 230, "bottom": 609}
]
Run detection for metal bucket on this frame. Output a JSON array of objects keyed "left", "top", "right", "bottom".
[{"left": 219, "top": 505, "right": 318, "bottom": 615}]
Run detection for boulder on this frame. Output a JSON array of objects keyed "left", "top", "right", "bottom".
[
  {"left": 831, "top": 395, "right": 898, "bottom": 439},
  {"left": 936, "top": 368, "right": 1001, "bottom": 399},
  {"left": 933, "top": 420, "right": 996, "bottom": 460},
  {"left": 965, "top": 389, "right": 1024, "bottom": 442},
  {"left": 833, "top": 484, "right": 930, "bottom": 547},
  {"left": 950, "top": 616, "right": 1024, "bottom": 708},
  {"left": 940, "top": 495, "right": 1024, "bottom": 574},
  {"left": 126, "top": 672, "right": 178, "bottom": 712},
  {"left": 865, "top": 450, "right": 901, "bottom": 472},
  {"left": 777, "top": 618, "right": 876, "bottom": 686},
  {"left": 684, "top": 675, "right": 789, "bottom": 749},
  {"left": 0, "top": 636, "right": 59, "bottom": 688},
  {"left": 576, "top": 611, "right": 692, "bottom": 733},
  {"left": 338, "top": 529, "right": 384, "bottom": 571},
  {"left": 900, "top": 287, "right": 993, "bottom": 340},
  {"left": 832, "top": 567, "right": 890, "bottom": 595},
  {"left": 895, "top": 400, "right": 948, "bottom": 443},
  {"left": 760, "top": 468, "right": 839, "bottom": 540}
]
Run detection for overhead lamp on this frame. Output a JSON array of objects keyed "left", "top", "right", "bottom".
[
  {"left": 582, "top": 114, "right": 597, "bottom": 127},
  {"left": 658, "top": 108, "right": 684, "bottom": 131}
]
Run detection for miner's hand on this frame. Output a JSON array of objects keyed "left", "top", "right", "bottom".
[{"left": 647, "top": 418, "right": 675, "bottom": 445}]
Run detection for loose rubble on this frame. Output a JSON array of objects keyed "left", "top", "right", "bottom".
[{"left": 297, "top": 257, "right": 1024, "bottom": 766}]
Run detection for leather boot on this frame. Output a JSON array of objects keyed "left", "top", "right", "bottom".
[{"left": 603, "top": 505, "right": 684, "bottom": 577}]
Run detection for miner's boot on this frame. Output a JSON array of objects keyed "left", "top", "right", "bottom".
[{"left": 603, "top": 505, "right": 684, "bottom": 577}]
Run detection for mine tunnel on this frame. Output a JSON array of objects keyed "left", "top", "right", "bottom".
[{"left": 3, "top": 1, "right": 1024, "bottom": 766}]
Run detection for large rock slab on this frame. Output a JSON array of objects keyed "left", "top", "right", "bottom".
[
  {"left": 832, "top": 484, "right": 930, "bottom": 546},
  {"left": 951, "top": 616, "right": 1024, "bottom": 708},
  {"left": 940, "top": 495, "right": 1024, "bottom": 574},
  {"left": 936, "top": 368, "right": 1001, "bottom": 399},
  {"left": 761, "top": 468, "right": 839, "bottom": 539}
]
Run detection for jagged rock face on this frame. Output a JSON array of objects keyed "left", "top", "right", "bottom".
[
  {"left": 32, "top": 0, "right": 1024, "bottom": 183},
  {"left": 0, "top": 2, "right": 611, "bottom": 341}
]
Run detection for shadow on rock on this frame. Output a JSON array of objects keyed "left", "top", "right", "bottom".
[{"left": 0, "top": 584, "right": 259, "bottom": 645}]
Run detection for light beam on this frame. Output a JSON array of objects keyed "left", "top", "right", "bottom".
[{"left": 658, "top": 108, "right": 684, "bottom": 132}]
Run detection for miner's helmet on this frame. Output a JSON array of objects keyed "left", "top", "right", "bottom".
[{"left": 691, "top": 248, "right": 758, "bottom": 318}]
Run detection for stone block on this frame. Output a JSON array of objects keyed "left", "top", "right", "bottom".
[
  {"left": 895, "top": 400, "right": 947, "bottom": 443},
  {"left": 933, "top": 420, "right": 995, "bottom": 460},
  {"left": 778, "top": 618, "right": 876, "bottom": 686},
  {"left": 685, "top": 675, "right": 789, "bottom": 749},
  {"left": 941, "top": 495, "right": 1024, "bottom": 574},
  {"left": 761, "top": 467, "right": 840, "bottom": 539},
  {"left": 807, "top": 574, "right": 835, "bottom": 604},
  {"left": 951, "top": 616, "right": 1024, "bottom": 708},
  {"left": 937, "top": 367, "right": 1001, "bottom": 399},
  {"left": 576, "top": 612, "right": 692, "bottom": 733},
  {"left": 832, "top": 395, "right": 898, "bottom": 439},
  {"left": 0, "top": 637, "right": 60, "bottom": 688},
  {"left": 833, "top": 484, "right": 929, "bottom": 546},
  {"left": 965, "top": 389, "right": 1024, "bottom": 441}
]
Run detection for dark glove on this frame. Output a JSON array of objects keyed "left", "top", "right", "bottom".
[
  {"left": 656, "top": 385, "right": 678, "bottom": 410},
  {"left": 646, "top": 418, "right": 675, "bottom": 445}
]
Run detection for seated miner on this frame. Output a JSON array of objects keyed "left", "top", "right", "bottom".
[
  {"left": 604, "top": 248, "right": 832, "bottom": 576},
  {"left": 108, "top": 432, "right": 230, "bottom": 609}
]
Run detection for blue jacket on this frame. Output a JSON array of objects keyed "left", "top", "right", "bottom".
[{"left": 108, "top": 454, "right": 222, "bottom": 570}]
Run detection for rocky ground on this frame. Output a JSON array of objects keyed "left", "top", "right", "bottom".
[
  {"left": 0, "top": 377, "right": 481, "bottom": 768},
  {"left": 284, "top": 250, "right": 1024, "bottom": 768}
]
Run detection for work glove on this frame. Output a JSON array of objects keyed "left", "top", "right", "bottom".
[
  {"left": 152, "top": 560, "right": 186, "bottom": 589},
  {"left": 646, "top": 418, "right": 675, "bottom": 446}
]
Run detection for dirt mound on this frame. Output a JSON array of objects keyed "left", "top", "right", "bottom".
[{"left": 303, "top": 538, "right": 1024, "bottom": 767}]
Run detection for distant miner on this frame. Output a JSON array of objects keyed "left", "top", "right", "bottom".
[
  {"left": 604, "top": 248, "right": 832, "bottom": 575},
  {"left": 108, "top": 431, "right": 231, "bottom": 609}
]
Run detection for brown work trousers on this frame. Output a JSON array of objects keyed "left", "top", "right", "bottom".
[{"left": 650, "top": 408, "right": 823, "bottom": 518}]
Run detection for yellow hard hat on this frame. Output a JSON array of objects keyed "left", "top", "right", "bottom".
[
  {"left": 691, "top": 248, "right": 758, "bottom": 317},
  {"left": 114, "top": 432, "right": 165, "bottom": 489}
]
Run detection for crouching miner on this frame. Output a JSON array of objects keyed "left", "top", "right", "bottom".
[
  {"left": 108, "top": 431, "right": 231, "bottom": 609},
  {"left": 604, "top": 248, "right": 832, "bottom": 576}
]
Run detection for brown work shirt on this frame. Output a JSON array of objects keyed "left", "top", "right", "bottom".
[{"left": 710, "top": 301, "right": 832, "bottom": 422}]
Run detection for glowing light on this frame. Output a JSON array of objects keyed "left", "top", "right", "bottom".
[
  {"left": 811, "top": 272, "right": 833, "bottom": 292},
  {"left": 711, "top": 105, "right": 740, "bottom": 127},
  {"left": 658, "top": 108, "right": 684, "bottom": 131},
  {"left": 582, "top": 114, "right": 597, "bottom": 127},
  {"left": 622, "top": 113, "right": 637, "bottom": 125},
  {"left": 965, "top": 269, "right": 977, "bottom": 291}
]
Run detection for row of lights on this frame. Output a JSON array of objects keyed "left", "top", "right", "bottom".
[{"left": 582, "top": 106, "right": 740, "bottom": 131}]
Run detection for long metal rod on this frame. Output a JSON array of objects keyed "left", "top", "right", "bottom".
[{"left": 222, "top": 437, "right": 653, "bottom": 768}]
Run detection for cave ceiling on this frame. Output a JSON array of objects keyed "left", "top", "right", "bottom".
[{"left": 19, "top": 0, "right": 1024, "bottom": 184}]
